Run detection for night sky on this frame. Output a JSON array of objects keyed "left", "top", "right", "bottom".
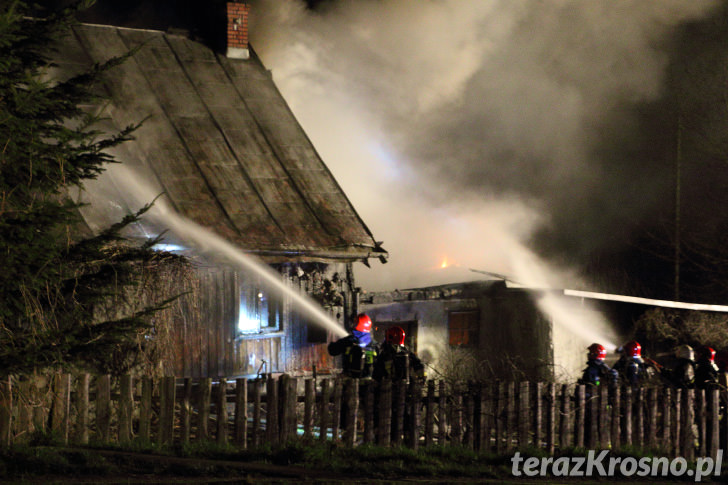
[{"left": 45, "top": 0, "right": 728, "bottom": 302}]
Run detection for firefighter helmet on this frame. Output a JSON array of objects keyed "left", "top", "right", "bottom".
[
  {"left": 588, "top": 343, "right": 607, "bottom": 361},
  {"left": 624, "top": 341, "right": 641, "bottom": 358},
  {"left": 354, "top": 313, "right": 372, "bottom": 333},
  {"left": 386, "top": 326, "right": 406, "bottom": 346},
  {"left": 675, "top": 344, "right": 694, "bottom": 361}
]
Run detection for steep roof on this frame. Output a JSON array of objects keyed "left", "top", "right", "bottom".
[{"left": 54, "top": 23, "right": 387, "bottom": 264}]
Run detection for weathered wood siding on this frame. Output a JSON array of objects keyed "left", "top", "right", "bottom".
[{"left": 168, "top": 263, "right": 348, "bottom": 378}]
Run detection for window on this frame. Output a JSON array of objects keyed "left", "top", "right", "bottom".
[
  {"left": 238, "top": 287, "right": 281, "bottom": 335},
  {"left": 448, "top": 311, "right": 479, "bottom": 347}
]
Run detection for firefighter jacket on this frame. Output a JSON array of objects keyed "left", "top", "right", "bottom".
[{"left": 327, "top": 333, "right": 377, "bottom": 378}]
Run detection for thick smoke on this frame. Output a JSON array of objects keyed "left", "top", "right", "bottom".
[{"left": 248, "top": 0, "right": 719, "bottom": 292}]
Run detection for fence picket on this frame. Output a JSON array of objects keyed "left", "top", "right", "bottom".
[
  {"left": 118, "top": 375, "right": 133, "bottom": 445},
  {"left": 139, "top": 377, "right": 152, "bottom": 442},
  {"left": 425, "top": 380, "right": 435, "bottom": 447},
  {"left": 303, "top": 378, "right": 314, "bottom": 442},
  {"left": 180, "top": 378, "right": 192, "bottom": 444},
  {"left": 235, "top": 378, "right": 248, "bottom": 447},
  {"left": 0, "top": 373, "right": 720, "bottom": 458},
  {"left": 73, "top": 374, "right": 90, "bottom": 445}
]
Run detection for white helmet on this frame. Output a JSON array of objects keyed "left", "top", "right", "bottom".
[{"left": 675, "top": 344, "right": 694, "bottom": 361}]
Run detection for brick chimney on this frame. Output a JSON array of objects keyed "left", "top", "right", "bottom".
[{"left": 226, "top": 2, "right": 250, "bottom": 59}]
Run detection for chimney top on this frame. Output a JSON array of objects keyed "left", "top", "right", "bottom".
[{"left": 226, "top": 2, "right": 250, "bottom": 60}]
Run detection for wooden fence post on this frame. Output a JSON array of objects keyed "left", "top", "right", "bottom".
[
  {"left": 16, "top": 380, "right": 33, "bottom": 444},
  {"left": 118, "top": 375, "right": 133, "bottom": 445},
  {"left": 518, "top": 382, "right": 529, "bottom": 449},
  {"left": 393, "top": 380, "right": 407, "bottom": 446},
  {"left": 559, "top": 384, "right": 571, "bottom": 449},
  {"left": 475, "top": 382, "right": 487, "bottom": 452},
  {"left": 252, "top": 378, "right": 262, "bottom": 446},
  {"left": 0, "top": 376, "right": 11, "bottom": 447},
  {"left": 623, "top": 386, "right": 632, "bottom": 447},
  {"left": 408, "top": 378, "right": 422, "bottom": 450},
  {"left": 344, "top": 378, "right": 359, "bottom": 447},
  {"left": 180, "top": 378, "right": 192, "bottom": 444},
  {"left": 533, "top": 382, "right": 543, "bottom": 450},
  {"left": 424, "top": 380, "right": 435, "bottom": 447},
  {"left": 635, "top": 387, "right": 644, "bottom": 448},
  {"left": 682, "top": 388, "right": 695, "bottom": 461},
  {"left": 610, "top": 385, "right": 621, "bottom": 451},
  {"left": 363, "top": 380, "right": 376, "bottom": 444},
  {"left": 438, "top": 380, "right": 446, "bottom": 446},
  {"left": 303, "top": 378, "right": 314, "bottom": 442},
  {"left": 696, "top": 389, "right": 706, "bottom": 457},
  {"left": 709, "top": 388, "right": 720, "bottom": 460},
  {"left": 575, "top": 385, "right": 585, "bottom": 449},
  {"left": 378, "top": 379, "right": 392, "bottom": 447},
  {"left": 74, "top": 374, "right": 90, "bottom": 445},
  {"left": 545, "top": 383, "right": 555, "bottom": 454},
  {"left": 598, "top": 385, "right": 609, "bottom": 449},
  {"left": 506, "top": 382, "right": 516, "bottom": 451},
  {"left": 646, "top": 387, "right": 657, "bottom": 450},
  {"left": 234, "top": 378, "right": 248, "bottom": 448},
  {"left": 496, "top": 382, "right": 506, "bottom": 453},
  {"left": 216, "top": 378, "right": 228, "bottom": 445},
  {"left": 284, "top": 376, "right": 298, "bottom": 443},
  {"left": 331, "top": 378, "right": 342, "bottom": 442},
  {"left": 451, "top": 389, "right": 463, "bottom": 446},
  {"left": 266, "top": 375, "right": 279, "bottom": 446},
  {"left": 483, "top": 382, "right": 495, "bottom": 453},
  {"left": 198, "top": 377, "right": 212, "bottom": 441},
  {"left": 159, "top": 376, "right": 176, "bottom": 445},
  {"left": 139, "top": 378, "right": 152, "bottom": 443},
  {"left": 50, "top": 373, "right": 71, "bottom": 444},
  {"left": 278, "top": 375, "right": 290, "bottom": 444},
  {"left": 463, "top": 388, "right": 473, "bottom": 449},
  {"left": 95, "top": 375, "right": 111, "bottom": 443},
  {"left": 661, "top": 387, "right": 670, "bottom": 454},
  {"left": 587, "top": 389, "right": 598, "bottom": 449},
  {"left": 319, "top": 378, "right": 330, "bottom": 443},
  {"left": 673, "top": 388, "right": 682, "bottom": 456}
]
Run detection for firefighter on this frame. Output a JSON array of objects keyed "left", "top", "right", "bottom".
[
  {"left": 327, "top": 313, "right": 378, "bottom": 378},
  {"left": 372, "top": 326, "right": 425, "bottom": 383},
  {"left": 578, "top": 343, "right": 618, "bottom": 388},
  {"left": 669, "top": 344, "right": 696, "bottom": 388},
  {"left": 613, "top": 340, "right": 660, "bottom": 386},
  {"left": 695, "top": 346, "right": 719, "bottom": 390}
]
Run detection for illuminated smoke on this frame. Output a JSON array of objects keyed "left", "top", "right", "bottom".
[
  {"left": 248, "top": 0, "right": 719, "bottom": 290},
  {"left": 247, "top": 0, "right": 719, "bottom": 375}
]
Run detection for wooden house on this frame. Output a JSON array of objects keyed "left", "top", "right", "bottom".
[
  {"left": 51, "top": 2, "right": 387, "bottom": 378},
  {"left": 360, "top": 279, "right": 618, "bottom": 384}
]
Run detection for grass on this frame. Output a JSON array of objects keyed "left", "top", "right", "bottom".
[{"left": 0, "top": 436, "right": 725, "bottom": 483}]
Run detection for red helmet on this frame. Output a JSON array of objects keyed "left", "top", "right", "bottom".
[
  {"left": 354, "top": 313, "right": 372, "bottom": 333},
  {"left": 588, "top": 343, "right": 606, "bottom": 361},
  {"left": 624, "top": 341, "right": 641, "bottom": 358},
  {"left": 386, "top": 326, "right": 406, "bottom": 346}
]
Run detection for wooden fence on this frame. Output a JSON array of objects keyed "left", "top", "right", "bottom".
[{"left": 0, "top": 374, "right": 724, "bottom": 458}]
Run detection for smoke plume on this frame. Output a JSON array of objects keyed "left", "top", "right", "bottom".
[{"left": 248, "top": 0, "right": 720, "bottom": 293}]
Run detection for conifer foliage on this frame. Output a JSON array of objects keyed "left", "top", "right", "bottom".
[{"left": 0, "top": 1, "right": 183, "bottom": 376}]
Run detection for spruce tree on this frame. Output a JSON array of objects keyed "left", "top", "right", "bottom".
[{"left": 0, "top": 0, "right": 184, "bottom": 376}]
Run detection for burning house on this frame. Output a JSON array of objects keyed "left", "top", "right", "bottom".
[
  {"left": 50, "top": 2, "right": 387, "bottom": 378},
  {"left": 359, "top": 276, "right": 618, "bottom": 384}
]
